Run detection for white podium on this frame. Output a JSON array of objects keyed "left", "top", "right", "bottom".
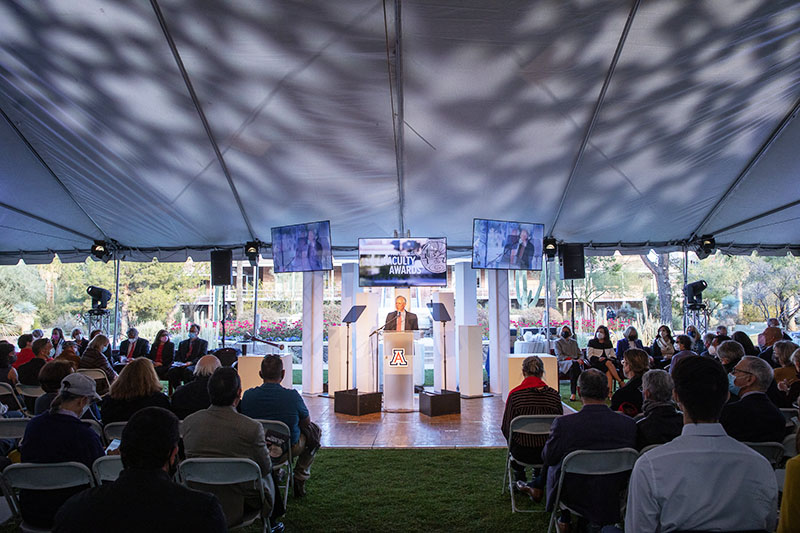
[{"left": 383, "top": 331, "right": 414, "bottom": 411}]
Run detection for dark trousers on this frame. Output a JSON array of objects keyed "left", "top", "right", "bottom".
[
  {"left": 568, "top": 361, "right": 582, "bottom": 394},
  {"left": 167, "top": 365, "right": 195, "bottom": 393},
  {"left": 510, "top": 443, "right": 546, "bottom": 488}
]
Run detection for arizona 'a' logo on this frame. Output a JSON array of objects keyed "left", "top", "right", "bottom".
[{"left": 389, "top": 348, "right": 408, "bottom": 366}]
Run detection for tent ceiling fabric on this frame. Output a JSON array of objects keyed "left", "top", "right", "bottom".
[{"left": 0, "top": 0, "right": 799, "bottom": 264}]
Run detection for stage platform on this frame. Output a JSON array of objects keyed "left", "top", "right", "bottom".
[{"left": 303, "top": 392, "right": 575, "bottom": 449}]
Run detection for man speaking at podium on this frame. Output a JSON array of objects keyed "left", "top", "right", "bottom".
[{"left": 384, "top": 296, "right": 418, "bottom": 331}]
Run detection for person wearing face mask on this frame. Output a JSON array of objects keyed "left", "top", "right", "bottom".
[
  {"left": 554, "top": 326, "right": 583, "bottom": 401},
  {"left": 587, "top": 325, "right": 624, "bottom": 396},
  {"left": 685, "top": 325, "right": 704, "bottom": 354},
  {"left": 147, "top": 329, "right": 175, "bottom": 380},
  {"left": 70, "top": 328, "right": 89, "bottom": 355},
  {"left": 118, "top": 327, "right": 151, "bottom": 366},
  {"left": 78, "top": 334, "right": 117, "bottom": 395},
  {"left": 651, "top": 325, "right": 675, "bottom": 369},
  {"left": 18, "top": 373, "right": 105, "bottom": 529},
  {"left": 167, "top": 324, "right": 208, "bottom": 395},
  {"left": 615, "top": 326, "right": 644, "bottom": 360},
  {"left": 50, "top": 328, "right": 65, "bottom": 357}
]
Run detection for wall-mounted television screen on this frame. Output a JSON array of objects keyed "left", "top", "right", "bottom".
[
  {"left": 472, "top": 218, "right": 544, "bottom": 270},
  {"left": 271, "top": 220, "right": 333, "bottom": 273},
  {"left": 359, "top": 238, "right": 447, "bottom": 287}
]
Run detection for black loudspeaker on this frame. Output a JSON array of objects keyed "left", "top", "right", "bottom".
[
  {"left": 559, "top": 244, "right": 585, "bottom": 280},
  {"left": 210, "top": 250, "right": 233, "bottom": 286}
]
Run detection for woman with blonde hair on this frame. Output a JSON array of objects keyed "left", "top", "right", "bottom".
[
  {"left": 100, "top": 357, "right": 170, "bottom": 424},
  {"left": 78, "top": 333, "right": 117, "bottom": 394}
]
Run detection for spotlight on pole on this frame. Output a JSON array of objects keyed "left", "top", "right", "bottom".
[
  {"left": 91, "top": 240, "right": 112, "bottom": 263},
  {"left": 244, "top": 241, "right": 260, "bottom": 267},
  {"left": 694, "top": 235, "right": 716, "bottom": 260},
  {"left": 543, "top": 237, "right": 558, "bottom": 260},
  {"left": 683, "top": 280, "right": 708, "bottom": 309},
  {"left": 86, "top": 286, "right": 112, "bottom": 310}
]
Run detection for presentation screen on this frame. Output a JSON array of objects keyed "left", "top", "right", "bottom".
[
  {"left": 472, "top": 218, "right": 544, "bottom": 271},
  {"left": 359, "top": 238, "right": 448, "bottom": 287},
  {"left": 271, "top": 220, "right": 333, "bottom": 273}
]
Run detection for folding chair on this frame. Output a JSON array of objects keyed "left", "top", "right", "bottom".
[
  {"left": 501, "top": 414, "right": 559, "bottom": 513},
  {"left": 178, "top": 457, "right": 271, "bottom": 533},
  {"left": 76, "top": 368, "right": 110, "bottom": 395},
  {"left": 82, "top": 419, "right": 106, "bottom": 445},
  {"left": 92, "top": 455, "right": 124, "bottom": 484},
  {"left": 1, "top": 461, "right": 95, "bottom": 531},
  {"left": 638, "top": 444, "right": 662, "bottom": 456},
  {"left": 782, "top": 433, "right": 797, "bottom": 460},
  {"left": 0, "top": 418, "right": 29, "bottom": 440},
  {"left": 103, "top": 422, "right": 127, "bottom": 442},
  {"left": 256, "top": 419, "right": 293, "bottom": 510},
  {"left": 547, "top": 448, "right": 639, "bottom": 533},
  {"left": 744, "top": 442, "right": 785, "bottom": 468},
  {"left": 15, "top": 384, "right": 44, "bottom": 416},
  {"left": 0, "top": 382, "right": 28, "bottom": 415}
]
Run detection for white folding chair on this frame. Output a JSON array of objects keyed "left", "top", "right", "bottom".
[
  {"left": 103, "top": 422, "right": 127, "bottom": 442},
  {"left": 256, "top": 419, "right": 293, "bottom": 510},
  {"left": 178, "top": 457, "right": 271, "bottom": 533},
  {"left": 783, "top": 433, "right": 797, "bottom": 460},
  {"left": 547, "top": 448, "right": 639, "bottom": 533},
  {"left": 0, "top": 382, "right": 28, "bottom": 415},
  {"left": 501, "top": 414, "right": 559, "bottom": 513},
  {"left": 0, "top": 418, "right": 29, "bottom": 440},
  {"left": 76, "top": 368, "right": 110, "bottom": 394},
  {"left": 92, "top": 455, "right": 124, "bottom": 484},
  {"left": 15, "top": 384, "right": 45, "bottom": 416},
  {"left": 744, "top": 441, "right": 785, "bottom": 468},
  {"left": 81, "top": 419, "right": 106, "bottom": 445},
  {"left": 1, "top": 461, "right": 95, "bottom": 530},
  {"left": 638, "top": 443, "right": 662, "bottom": 456}
]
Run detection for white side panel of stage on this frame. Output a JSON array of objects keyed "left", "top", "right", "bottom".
[
  {"left": 354, "top": 291, "right": 380, "bottom": 392},
  {"left": 340, "top": 262, "right": 359, "bottom": 365},
  {"left": 327, "top": 325, "right": 348, "bottom": 392},
  {"left": 432, "top": 291, "right": 456, "bottom": 392},
  {"left": 301, "top": 270, "right": 324, "bottom": 394},
  {"left": 458, "top": 325, "right": 483, "bottom": 397},
  {"left": 454, "top": 262, "right": 478, "bottom": 389},
  {"left": 488, "top": 270, "right": 509, "bottom": 394}
]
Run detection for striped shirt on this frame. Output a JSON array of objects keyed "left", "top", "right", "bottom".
[{"left": 501, "top": 380, "right": 562, "bottom": 448}]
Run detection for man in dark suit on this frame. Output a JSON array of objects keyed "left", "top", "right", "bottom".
[
  {"left": 167, "top": 324, "right": 208, "bottom": 394},
  {"left": 757, "top": 326, "right": 782, "bottom": 368},
  {"left": 384, "top": 296, "right": 418, "bottom": 331},
  {"left": 502, "top": 229, "right": 535, "bottom": 269},
  {"left": 118, "top": 327, "right": 150, "bottom": 362},
  {"left": 542, "top": 369, "right": 636, "bottom": 530},
  {"left": 721, "top": 356, "right": 786, "bottom": 443}
]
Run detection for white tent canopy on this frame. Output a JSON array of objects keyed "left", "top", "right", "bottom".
[{"left": 1, "top": 0, "right": 799, "bottom": 264}]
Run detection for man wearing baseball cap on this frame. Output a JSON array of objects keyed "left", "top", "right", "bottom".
[{"left": 19, "top": 373, "right": 105, "bottom": 529}]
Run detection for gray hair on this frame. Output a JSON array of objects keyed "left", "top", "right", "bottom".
[
  {"left": 194, "top": 355, "right": 222, "bottom": 377},
  {"left": 717, "top": 340, "right": 745, "bottom": 366},
  {"left": 774, "top": 341, "right": 799, "bottom": 367},
  {"left": 522, "top": 356, "right": 544, "bottom": 378},
  {"left": 740, "top": 356, "right": 774, "bottom": 391},
  {"left": 642, "top": 369, "right": 674, "bottom": 403},
  {"left": 578, "top": 369, "right": 608, "bottom": 400}
]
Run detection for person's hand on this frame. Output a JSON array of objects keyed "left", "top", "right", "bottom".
[
  {"left": 779, "top": 379, "right": 789, "bottom": 392},
  {"left": 154, "top": 362, "right": 162, "bottom": 367}
]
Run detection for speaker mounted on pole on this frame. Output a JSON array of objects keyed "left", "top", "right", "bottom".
[
  {"left": 559, "top": 244, "right": 585, "bottom": 280},
  {"left": 210, "top": 250, "right": 233, "bottom": 286}
]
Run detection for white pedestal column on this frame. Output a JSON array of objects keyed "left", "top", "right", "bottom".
[
  {"left": 301, "top": 271, "right": 324, "bottom": 394},
  {"left": 458, "top": 325, "right": 483, "bottom": 397},
  {"left": 354, "top": 291, "right": 380, "bottom": 392},
  {"left": 432, "top": 291, "right": 456, "bottom": 392},
  {"left": 488, "top": 270, "right": 509, "bottom": 394},
  {"left": 340, "top": 262, "right": 360, "bottom": 374},
  {"left": 327, "top": 325, "right": 348, "bottom": 392},
  {"left": 454, "top": 262, "right": 478, "bottom": 389}
]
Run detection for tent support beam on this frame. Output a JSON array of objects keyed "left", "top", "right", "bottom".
[
  {"left": 0, "top": 201, "right": 95, "bottom": 242},
  {"left": 0, "top": 107, "right": 110, "bottom": 240},
  {"left": 689, "top": 95, "right": 800, "bottom": 243},
  {"left": 391, "top": 0, "right": 406, "bottom": 234},
  {"left": 150, "top": 0, "right": 256, "bottom": 241},
  {"left": 549, "top": 0, "right": 641, "bottom": 235},
  {"left": 113, "top": 253, "right": 121, "bottom": 350},
  {"left": 712, "top": 198, "right": 800, "bottom": 238}
]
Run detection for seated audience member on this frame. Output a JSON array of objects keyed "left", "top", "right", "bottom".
[
  {"left": 716, "top": 325, "right": 728, "bottom": 337},
  {"left": 541, "top": 369, "right": 636, "bottom": 530},
  {"left": 707, "top": 334, "right": 731, "bottom": 359},
  {"left": 88, "top": 329, "right": 113, "bottom": 364},
  {"left": 586, "top": 326, "right": 624, "bottom": 395},
  {"left": 779, "top": 430, "right": 800, "bottom": 533},
  {"left": 610, "top": 349, "right": 649, "bottom": 416},
  {"left": 55, "top": 341, "right": 81, "bottom": 370},
  {"left": 147, "top": 329, "right": 174, "bottom": 380},
  {"left": 668, "top": 334, "right": 696, "bottom": 375},
  {"left": 54, "top": 407, "right": 227, "bottom": 533},
  {"left": 50, "top": 328, "right": 65, "bottom": 357},
  {"left": 182, "top": 367, "right": 280, "bottom": 531},
  {"left": 720, "top": 356, "right": 786, "bottom": 443},
  {"left": 167, "top": 324, "right": 208, "bottom": 394},
  {"left": 118, "top": 327, "right": 150, "bottom": 363},
  {"left": 773, "top": 340, "right": 799, "bottom": 384},
  {"left": 34, "top": 361, "right": 75, "bottom": 415},
  {"left": 100, "top": 358, "right": 170, "bottom": 424},
  {"left": 626, "top": 356, "right": 777, "bottom": 532},
  {"left": 777, "top": 348, "right": 800, "bottom": 406},
  {"left": 685, "top": 325, "right": 704, "bottom": 354},
  {"left": 615, "top": 326, "right": 644, "bottom": 360},
  {"left": 79, "top": 334, "right": 117, "bottom": 394},
  {"left": 758, "top": 326, "right": 783, "bottom": 368},
  {"left": 70, "top": 328, "right": 88, "bottom": 355},
  {"left": 767, "top": 317, "right": 792, "bottom": 341},
  {"left": 19, "top": 373, "right": 105, "bottom": 529},
  {"left": 499, "top": 356, "right": 562, "bottom": 500},
  {"left": 732, "top": 330, "right": 759, "bottom": 356},
  {"left": 699, "top": 332, "right": 715, "bottom": 357},
  {"left": 240, "top": 355, "right": 321, "bottom": 498},
  {"left": 18, "top": 338, "right": 52, "bottom": 386},
  {"left": 634, "top": 369, "right": 682, "bottom": 450},
  {"left": 31, "top": 329, "right": 44, "bottom": 341},
  {"left": 651, "top": 325, "right": 675, "bottom": 368},
  {"left": 717, "top": 339, "right": 745, "bottom": 400},
  {"left": 171, "top": 355, "right": 220, "bottom": 419},
  {"left": 0, "top": 342, "right": 18, "bottom": 385},
  {"left": 13, "top": 334, "right": 35, "bottom": 369},
  {"left": 554, "top": 325, "right": 583, "bottom": 401}
]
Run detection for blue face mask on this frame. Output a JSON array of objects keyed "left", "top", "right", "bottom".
[
  {"left": 728, "top": 373, "right": 741, "bottom": 397},
  {"left": 188, "top": 332, "right": 197, "bottom": 340}
]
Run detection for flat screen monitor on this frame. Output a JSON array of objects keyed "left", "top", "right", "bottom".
[
  {"left": 472, "top": 218, "right": 544, "bottom": 270},
  {"left": 359, "top": 238, "right": 447, "bottom": 287},
  {"left": 271, "top": 220, "right": 333, "bottom": 273}
]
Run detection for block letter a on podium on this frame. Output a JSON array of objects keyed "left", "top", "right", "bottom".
[{"left": 389, "top": 349, "right": 408, "bottom": 366}]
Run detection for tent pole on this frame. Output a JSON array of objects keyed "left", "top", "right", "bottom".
[
  {"left": 543, "top": 254, "right": 550, "bottom": 337},
  {"left": 570, "top": 280, "right": 575, "bottom": 334},
  {"left": 112, "top": 253, "right": 120, "bottom": 350},
  {"left": 682, "top": 246, "right": 689, "bottom": 332},
  {"left": 252, "top": 261, "right": 259, "bottom": 340}
]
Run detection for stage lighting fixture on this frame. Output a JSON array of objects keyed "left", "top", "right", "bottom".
[
  {"left": 244, "top": 241, "right": 260, "bottom": 265},
  {"left": 695, "top": 235, "right": 716, "bottom": 260},
  {"left": 86, "top": 286, "right": 112, "bottom": 310},
  {"left": 683, "top": 280, "right": 708, "bottom": 308},
  {"left": 543, "top": 237, "right": 557, "bottom": 259},
  {"left": 90, "top": 240, "right": 112, "bottom": 262}
]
